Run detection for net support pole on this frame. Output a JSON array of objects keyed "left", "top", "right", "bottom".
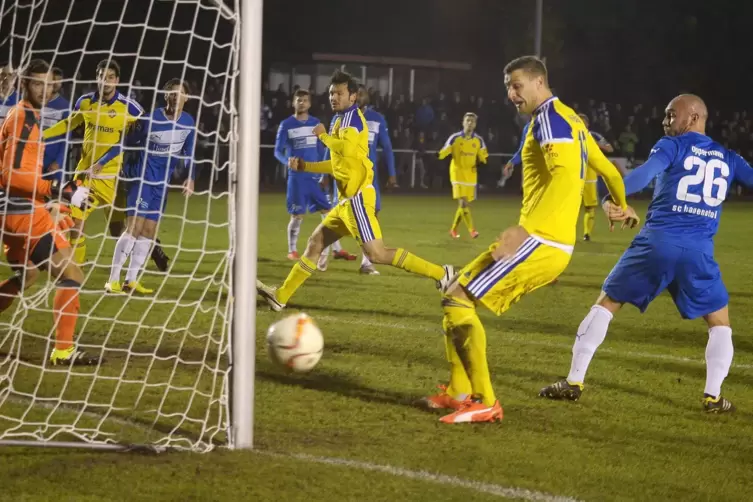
[
  {"left": 232, "top": 0, "right": 263, "bottom": 450},
  {"left": 534, "top": 0, "right": 543, "bottom": 57}
]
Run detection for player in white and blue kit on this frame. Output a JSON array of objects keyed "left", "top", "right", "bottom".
[
  {"left": 355, "top": 84, "right": 396, "bottom": 274},
  {"left": 0, "top": 64, "right": 18, "bottom": 125},
  {"left": 41, "top": 68, "right": 70, "bottom": 182},
  {"left": 540, "top": 95, "right": 753, "bottom": 413},
  {"left": 100, "top": 79, "right": 196, "bottom": 294},
  {"left": 275, "top": 89, "right": 332, "bottom": 260}
]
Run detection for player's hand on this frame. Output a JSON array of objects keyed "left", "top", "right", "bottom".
[
  {"left": 312, "top": 123, "right": 326, "bottom": 137},
  {"left": 502, "top": 162, "right": 514, "bottom": 178},
  {"left": 46, "top": 202, "right": 75, "bottom": 232},
  {"left": 620, "top": 205, "right": 641, "bottom": 229},
  {"left": 387, "top": 175, "right": 398, "bottom": 188},
  {"left": 491, "top": 225, "right": 530, "bottom": 261},
  {"left": 288, "top": 157, "right": 303, "bottom": 171},
  {"left": 52, "top": 179, "right": 94, "bottom": 210},
  {"left": 90, "top": 163, "right": 104, "bottom": 176},
  {"left": 182, "top": 179, "right": 195, "bottom": 196}
]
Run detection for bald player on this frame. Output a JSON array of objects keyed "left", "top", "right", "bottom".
[{"left": 540, "top": 94, "right": 753, "bottom": 414}]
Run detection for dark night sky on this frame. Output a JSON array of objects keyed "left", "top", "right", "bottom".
[{"left": 263, "top": 0, "right": 753, "bottom": 110}]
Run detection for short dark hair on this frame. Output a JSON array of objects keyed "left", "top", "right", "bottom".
[
  {"left": 330, "top": 69, "right": 358, "bottom": 95},
  {"left": 22, "top": 59, "right": 50, "bottom": 79},
  {"left": 96, "top": 58, "right": 120, "bottom": 78},
  {"left": 463, "top": 112, "right": 478, "bottom": 120},
  {"left": 163, "top": 78, "right": 190, "bottom": 94},
  {"left": 52, "top": 67, "right": 63, "bottom": 79},
  {"left": 293, "top": 88, "right": 310, "bottom": 99},
  {"left": 503, "top": 55, "right": 548, "bottom": 82}
]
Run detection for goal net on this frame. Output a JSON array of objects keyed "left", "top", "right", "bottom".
[{"left": 0, "top": 0, "right": 247, "bottom": 452}]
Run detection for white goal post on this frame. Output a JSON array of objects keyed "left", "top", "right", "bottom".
[{"left": 0, "top": 0, "right": 259, "bottom": 451}]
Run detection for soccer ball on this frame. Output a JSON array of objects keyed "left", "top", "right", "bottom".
[{"left": 266, "top": 313, "right": 324, "bottom": 373}]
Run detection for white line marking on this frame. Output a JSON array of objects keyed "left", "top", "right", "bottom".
[
  {"left": 314, "top": 315, "right": 753, "bottom": 370},
  {"left": 258, "top": 450, "right": 581, "bottom": 502}
]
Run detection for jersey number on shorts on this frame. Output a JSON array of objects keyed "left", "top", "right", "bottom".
[{"left": 676, "top": 155, "right": 729, "bottom": 207}]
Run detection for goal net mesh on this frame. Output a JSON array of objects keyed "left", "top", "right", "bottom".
[{"left": 0, "top": 0, "right": 239, "bottom": 452}]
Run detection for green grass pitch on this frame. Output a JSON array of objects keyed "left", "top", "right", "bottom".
[{"left": 1, "top": 192, "right": 753, "bottom": 501}]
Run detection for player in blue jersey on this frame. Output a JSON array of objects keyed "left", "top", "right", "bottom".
[
  {"left": 354, "top": 84, "right": 397, "bottom": 274},
  {"left": 0, "top": 64, "right": 18, "bottom": 125},
  {"left": 540, "top": 94, "right": 753, "bottom": 413},
  {"left": 276, "top": 89, "right": 354, "bottom": 264},
  {"left": 41, "top": 67, "right": 70, "bottom": 182},
  {"left": 98, "top": 78, "right": 196, "bottom": 294}
]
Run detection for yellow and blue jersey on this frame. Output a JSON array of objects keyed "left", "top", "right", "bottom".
[
  {"left": 519, "top": 97, "right": 626, "bottom": 248},
  {"left": 304, "top": 104, "right": 373, "bottom": 200},
  {"left": 43, "top": 91, "right": 143, "bottom": 177},
  {"left": 439, "top": 131, "right": 488, "bottom": 174}
]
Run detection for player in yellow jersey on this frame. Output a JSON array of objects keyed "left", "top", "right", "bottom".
[
  {"left": 43, "top": 59, "right": 167, "bottom": 273},
  {"left": 578, "top": 113, "right": 619, "bottom": 241},
  {"left": 423, "top": 56, "right": 639, "bottom": 424},
  {"left": 439, "top": 113, "right": 488, "bottom": 239},
  {"left": 257, "top": 71, "right": 453, "bottom": 311}
]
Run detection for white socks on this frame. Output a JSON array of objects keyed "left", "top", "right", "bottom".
[
  {"left": 704, "top": 326, "right": 733, "bottom": 397},
  {"left": 109, "top": 232, "right": 136, "bottom": 283},
  {"left": 287, "top": 217, "right": 302, "bottom": 253},
  {"left": 331, "top": 240, "right": 342, "bottom": 253},
  {"left": 361, "top": 253, "right": 372, "bottom": 267},
  {"left": 567, "top": 305, "right": 613, "bottom": 384},
  {"left": 125, "top": 236, "right": 152, "bottom": 284}
]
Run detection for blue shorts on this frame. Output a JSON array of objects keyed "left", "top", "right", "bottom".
[
  {"left": 126, "top": 182, "right": 168, "bottom": 221},
  {"left": 287, "top": 175, "right": 331, "bottom": 215},
  {"left": 603, "top": 235, "right": 728, "bottom": 320}
]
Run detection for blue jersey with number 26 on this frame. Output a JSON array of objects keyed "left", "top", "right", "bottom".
[{"left": 624, "top": 132, "right": 753, "bottom": 252}]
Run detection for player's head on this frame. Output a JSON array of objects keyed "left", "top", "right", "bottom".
[
  {"left": 96, "top": 59, "right": 120, "bottom": 97},
  {"left": 463, "top": 112, "right": 478, "bottom": 134},
  {"left": 578, "top": 113, "right": 590, "bottom": 129},
  {"left": 662, "top": 94, "right": 708, "bottom": 137},
  {"left": 21, "top": 59, "right": 53, "bottom": 108},
  {"left": 504, "top": 55, "right": 550, "bottom": 115},
  {"left": 292, "top": 89, "right": 311, "bottom": 115},
  {"left": 328, "top": 69, "right": 358, "bottom": 113},
  {"left": 163, "top": 78, "right": 190, "bottom": 114},
  {"left": 51, "top": 67, "right": 63, "bottom": 96},
  {"left": 357, "top": 84, "right": 370, "bottom": 108},
  {"left": 0, "top": 63, "right": 15, "bottom": 96}
]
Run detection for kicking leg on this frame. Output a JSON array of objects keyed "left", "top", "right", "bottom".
[
  {"left": 362, "top": 238, "right": 448, "bottom": 285},
  {"left": 702, "top": 306, "right": 735, "bottom": 413},
  {"left": 359, "top": 209, "right": 379, "bottom": 275}
]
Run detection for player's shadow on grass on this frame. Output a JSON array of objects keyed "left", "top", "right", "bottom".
[{"left": 256, "top": 368, "right": 423, "bottom": 410}]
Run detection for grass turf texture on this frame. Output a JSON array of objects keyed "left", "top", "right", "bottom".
[{"left": 2, "top": 193, "right": 753, "bottom": 501}]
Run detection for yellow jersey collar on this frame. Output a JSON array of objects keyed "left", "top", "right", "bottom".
[
  {"left": 93, "top": 91, "right": 120, "bottom": 106},
  {"left": 533, "top": 96, "right": 558, "bottom": 115}
]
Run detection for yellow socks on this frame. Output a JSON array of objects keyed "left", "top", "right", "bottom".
[
  {"left": 71, "top": 237, "right": 86, "bottom": 264},
  {"left": 461, "top": 207, "right": 474, "bottom": 232},
  {"left": 584, "top": 207, "right": 595, "bottom": 237},
  {"left": 443, "top": 316, "right": 472, "bottom": 399},
  {"left": 391, "top": 248, "right": 444, "bottom": 281},
  {"left": 442, "top": 296, "right": 496, "bottom": 406},
  {"left": 276, "top": 256, "right": 316, "bottom": 305},
  {"left": 451, "top": 207, "right": 463, "bottom": 231}
]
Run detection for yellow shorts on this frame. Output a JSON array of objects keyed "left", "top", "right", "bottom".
[
  {"left": 322, "top": 186, "right": 382, "bottom": 245},
  {"left": 70, "top": 176, "right": 125, "bottom": 223},
  {"left": 583, "top": 180, "right": 598, "bottom": 207},
  {"left": 458, "top": 237, "right": 571, "bottom": 315},
  {"left": 452, "top": 183, "right": 477, "bottom": 201}
]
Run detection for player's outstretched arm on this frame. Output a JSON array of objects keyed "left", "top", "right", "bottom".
[
  {"left": 732, "top": 152, "right": 753, "bottom": 188},
  {"left": 42, "top": 109, "right": 83, "bottom": 140},
  {"left": 300, "top": 158, "right": 333, "bottom": 174},
  {"left": 477, "top": 136, "right": 489, "bottom": 164}
]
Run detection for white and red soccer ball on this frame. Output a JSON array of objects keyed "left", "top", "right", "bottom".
[{"left": 266, "top": 313, "right": 323, "bottom": 373}]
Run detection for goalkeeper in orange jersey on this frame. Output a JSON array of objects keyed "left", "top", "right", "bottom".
[
  {"left": 257, "top": 70, "right": 454, "bottom": 311},
  {"left": 424, "top": 56, "right": 636, "bottom": 424},
  {"left": 439, "top": 113, "right": 488, "bottom": 239},
  {"left": 0, "top": 59, "right": 100, "bottom": 366}
]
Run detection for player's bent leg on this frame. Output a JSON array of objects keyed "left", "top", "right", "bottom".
[
  {"left": 259, "top": 224, "right": 342, "bottom": 311},
  {"left": 437, "top": 283, "right": 502, "bottom": 424},
  {"left": 47, "top": 247, "right": 101, "bottom": 366},
  {"left": 459, "top": 198, "right": 477, "bottom": 238},
  {"left": 68, "top": 216, "right": 87, "bottom": 265},
  {"left": 0, "top": 266, "right": 39, "bottom": 313},
  {"left": 359, "top": 210, "right": 379, "bottom": 275},
  {"left": 362, "top": 239, "right": 447, "bottom": 284},
  {"left": 702, "top": 306, "right": 735, "bottom": 413},
  {"left": 540, "top": 291, "right": 623, "bottom": 401}
]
